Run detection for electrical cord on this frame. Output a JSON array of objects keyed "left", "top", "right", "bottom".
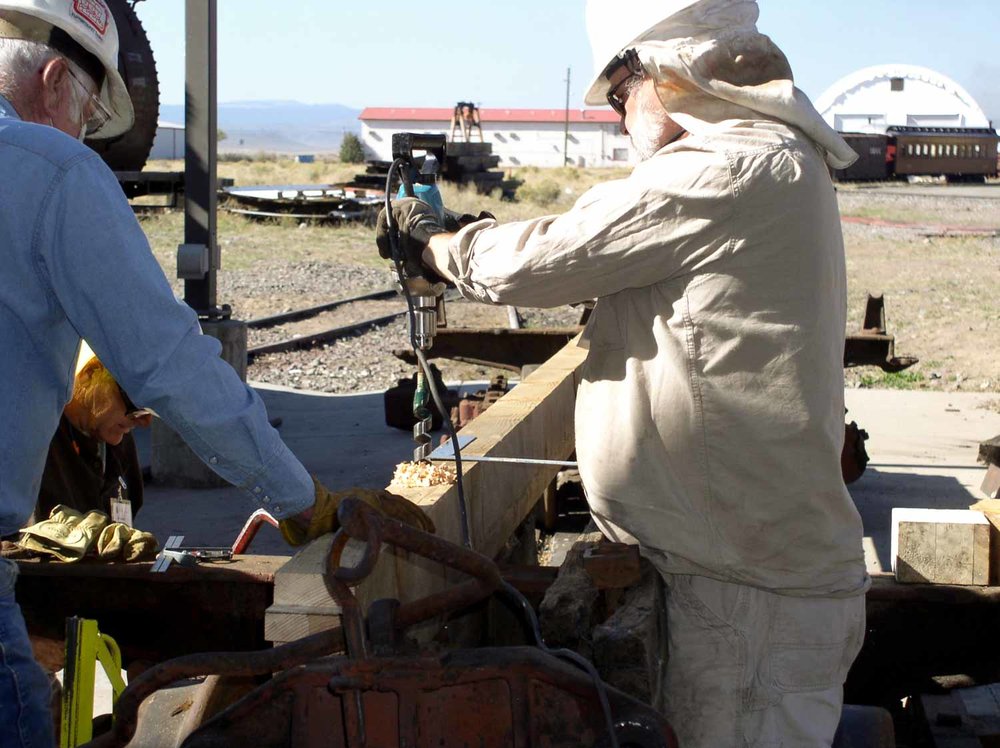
[
  {"left": 384, "top": 159, "right": 471, "bottom": 550},
  {"left": 499, "top": 581, "right": 622, "bottom": 748}
]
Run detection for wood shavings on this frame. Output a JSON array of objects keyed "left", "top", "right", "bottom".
[{"left": 390, "top": 461, "right": 456, "bottom": 489}]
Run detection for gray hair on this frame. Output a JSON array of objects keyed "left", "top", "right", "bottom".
[{"left": 0, "top": 37, "right": 58, "bottom": 100}]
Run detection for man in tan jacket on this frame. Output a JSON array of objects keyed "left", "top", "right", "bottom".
[{"left": 379, "top": 0, "right": 869, "bottom": 744}]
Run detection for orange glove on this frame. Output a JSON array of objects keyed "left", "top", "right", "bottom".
[{"left": 279, "top": 478, "right": 435, "bottom": 547}]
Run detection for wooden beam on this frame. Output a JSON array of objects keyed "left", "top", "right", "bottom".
[{"left": 265, "top": 335, "right": 587, "bottom": 644}]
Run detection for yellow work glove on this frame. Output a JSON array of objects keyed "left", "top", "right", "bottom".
[
  {"left": 279, "top": 477, "right": 435, "bottom": 547},
  {"left": 19, "top": 506, "right": 109, "bottom": 562},
  {"left": 96, "top": 523, "right": 159, "bottom": 562}
]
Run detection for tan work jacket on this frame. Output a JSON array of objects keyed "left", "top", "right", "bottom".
[{"left": 446, "top": 120, "right": 868, "bottom": 596}]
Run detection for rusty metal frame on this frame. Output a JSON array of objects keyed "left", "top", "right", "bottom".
[
  {"left": 393, "top": 296, "right": 915, "bottom": 374},
  {"left": 84, "top": 501, "right": 674, "bottom": 748},
  {"left": 843, "top": 294, "right": 918, "bottom": 372},
  {"left": 394, "top": 327, "right": 581, "bottom": 371}
]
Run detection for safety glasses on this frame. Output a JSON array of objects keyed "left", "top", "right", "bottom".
[
  {"left": 605, "top": 48, "right": 644, "bottom": 118},
  {"left": 64, "top": 62, "right": 112, "bottom": 137}
]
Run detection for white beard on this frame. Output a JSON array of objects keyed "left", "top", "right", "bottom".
[{"left": 630, "top": 99, "right": 676, "bottom": 161}]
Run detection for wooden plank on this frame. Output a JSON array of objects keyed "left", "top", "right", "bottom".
[
  {"left": 892, "top": 508, "right": 991, "bottom": 585},
  {"left": 265, "top": 336, "right": 587, "bottom": 643}
]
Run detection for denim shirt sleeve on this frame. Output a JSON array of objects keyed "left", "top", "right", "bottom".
[{"left": 32, "top": 154, "right": 313, "bottom": 519}]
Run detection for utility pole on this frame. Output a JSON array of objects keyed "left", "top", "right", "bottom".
[{"left": 563, "top": 67, "right": 571, "bottom": 166}]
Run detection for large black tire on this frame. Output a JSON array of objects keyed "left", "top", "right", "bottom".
[{"left": 83, "top": 0, "right": 159, "bottom": 172}]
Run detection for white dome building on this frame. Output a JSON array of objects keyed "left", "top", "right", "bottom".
[{"left": 815, "top": 64, "right": 992, "bottom": 134}]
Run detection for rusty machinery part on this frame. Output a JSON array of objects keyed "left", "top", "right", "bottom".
[
  {"left": 325, "top": 500, "right": 627, "bottom": 748},
  {"left": 451, "top": 374, "right": 510, "bottom": 431},
  {"left": 844, "top": 293, "right": 918, "bottom": 373},
  {"left": 178, "top": 647, "right": 675, "bottom": 748},
  {"left": 82, "top": 500, "right": 677, "bottom": 747},
  {"left": 83, "top": 0, "right": 159, "bottom": 172},
  {"left": 842, "top": 420, "right": 870, "bottom": 485},
  {"left": 81, "top": 625, "right": 347, "bottom": 748}
]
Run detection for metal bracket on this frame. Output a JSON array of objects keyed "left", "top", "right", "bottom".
[{"left": 177, "top": 243, "right": 209, "bottom": 279}]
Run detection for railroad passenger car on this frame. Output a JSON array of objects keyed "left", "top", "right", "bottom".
[{"left": 833, "top": 127, "right": 998, "bottom": 182}]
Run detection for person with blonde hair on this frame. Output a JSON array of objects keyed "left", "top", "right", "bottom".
[{"left": 32, "top": 349, "right": 151, "bottom": 524}]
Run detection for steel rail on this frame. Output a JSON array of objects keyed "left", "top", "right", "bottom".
[
  {"left": 246, "top": 290, "right": 461, "bottom": 362},
  {"left": 245, "top": 287, "right": 398, "bottom": 329},
  {"left": 246, "top": 312, "right": 406, "bottom": 361}
]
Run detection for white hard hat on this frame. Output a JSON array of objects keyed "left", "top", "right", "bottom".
[
  {"left": 0, "top": 0, "right": 133, "bottom": 138},
  {"left": 583, "top": 0, "right": 705, "bottom": 106}
]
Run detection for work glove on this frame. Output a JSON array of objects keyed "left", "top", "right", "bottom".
[
  {"left": 96, "top": 523, "right": 159, "bottom": 562},
  {"left": 279, "top": 477, "right": 436, "bottom": 547},
  {"left": 19, "top": 506, "right": 110, "bottom": 562},
  {"left": 442, "top": 208, "right": 496, "bottom": 232},
  {"left": 375, "top": 197, "right": 450, "bottom": 278}
]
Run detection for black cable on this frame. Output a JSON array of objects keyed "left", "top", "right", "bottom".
[
  {"left": 384, "top": 161, "right": 471, "bottom": 550},
  {"left": 498, "top": 581, "right": 621, "bottom": 748}
]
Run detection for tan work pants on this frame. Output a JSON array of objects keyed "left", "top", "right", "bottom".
[{"left": 659, "top": 574, "right": 866, "bottom": 747}]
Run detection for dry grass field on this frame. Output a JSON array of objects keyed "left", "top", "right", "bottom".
[{"left": 137, "top": 157, "right": 999, "bottom": 400}]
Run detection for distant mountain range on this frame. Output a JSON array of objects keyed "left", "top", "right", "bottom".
[{"left": 158, "top": 100, "right": 362, "bottom": 154}]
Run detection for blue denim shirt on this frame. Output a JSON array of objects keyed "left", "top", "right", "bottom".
[{"left": 0, "top": 95, "right": 313, "bottom": 536}]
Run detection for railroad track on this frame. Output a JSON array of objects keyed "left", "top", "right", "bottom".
[
  {"left": 246, "top": 287, "right": 406, "bottom": 362},
  {"left": 245, "top": 288, "right": 467, "bottom": 362}
]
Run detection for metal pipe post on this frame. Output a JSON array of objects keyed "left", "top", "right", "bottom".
[{"left": 182, "top": 0, "right": 221, "bottom": 318}]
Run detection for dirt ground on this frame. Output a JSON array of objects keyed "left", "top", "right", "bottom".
[
  {"left": 835, "top": 183, "right": 999, "bottom": 400},
  {"left": 138, "top": 159, "right": 1000, "bottom": 402}
]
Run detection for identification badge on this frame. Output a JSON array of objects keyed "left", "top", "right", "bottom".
[
  {"left": 111, "top": 477, "right": 133, "bottom": 526},
  {"left": 110, "top": 497, "right": 133, "bottom": 527}
]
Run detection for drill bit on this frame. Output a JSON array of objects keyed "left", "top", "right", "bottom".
[{"left": 412, "top": 369, "right": 433, "bottom": 461}]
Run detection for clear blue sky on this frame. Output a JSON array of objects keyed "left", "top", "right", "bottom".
[{"left": 134, "top": 0, "right": 1000, "bottom": 122}]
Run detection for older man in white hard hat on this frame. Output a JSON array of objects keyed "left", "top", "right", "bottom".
[
  {"left": 0, "top": 3, "right": 429, "bottom": 744},
  {"left": 379, "top": 0, "right": 869, "bottom": 744}
]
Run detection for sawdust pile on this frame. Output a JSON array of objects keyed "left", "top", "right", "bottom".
[{"left": 390, "top": 461, "right": 457, "bottom": 489}]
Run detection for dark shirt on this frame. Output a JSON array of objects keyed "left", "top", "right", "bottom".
[{"left": 32, "top": 415, "right": 143, "bottom": 524}]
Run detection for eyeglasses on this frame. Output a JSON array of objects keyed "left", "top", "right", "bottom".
[
  {"left": 64, "top": 62, "right": 112, "bottom": 136},
  {"left": 605, "top": 48, "right": 644, "bottom": 117},
  {"left": 117, "top": 383, "right": 151, "bottom": 420}
]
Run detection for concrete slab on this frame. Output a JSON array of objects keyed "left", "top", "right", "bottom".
[
  {"left": 134, "top": 381, "right": 491, "bottom": 556},
  {"left": 132, "top": 384, "right": 1000, "bottom": 568},
  {"left": 845, "top": 389, "right": 1000, "bottom": 574}
]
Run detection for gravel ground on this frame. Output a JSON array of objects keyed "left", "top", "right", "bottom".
[
  {"left": 246, "top": 299, "right": 405, "bottom": 347},
  {"left": 219, "top": 261, "right": 392, "bottom": 321},
  {"left": 248, "top": 299, "right": 582, "bottom": 393},
  {"left": 836, "top": 188, "right": 1000, "bottom": 229},
  {"left": 225, "top": 184, "right": 997, "bottom": 397}
]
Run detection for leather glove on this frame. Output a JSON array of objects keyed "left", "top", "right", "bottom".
[
  {"left": 375, "top": 197, "right": 449, "bottom": 277},
  {"left": 96, "top": 523, "right": 159, "bottom": 562},
  {"left": 19, "top": 506, "right": 109, "bottom": 562},
  {"left": 280, "top": 477, "right": 436, "bottom": 547},
  {"left": 442, "top": 209, "right": 496, "bottom": 232}
]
